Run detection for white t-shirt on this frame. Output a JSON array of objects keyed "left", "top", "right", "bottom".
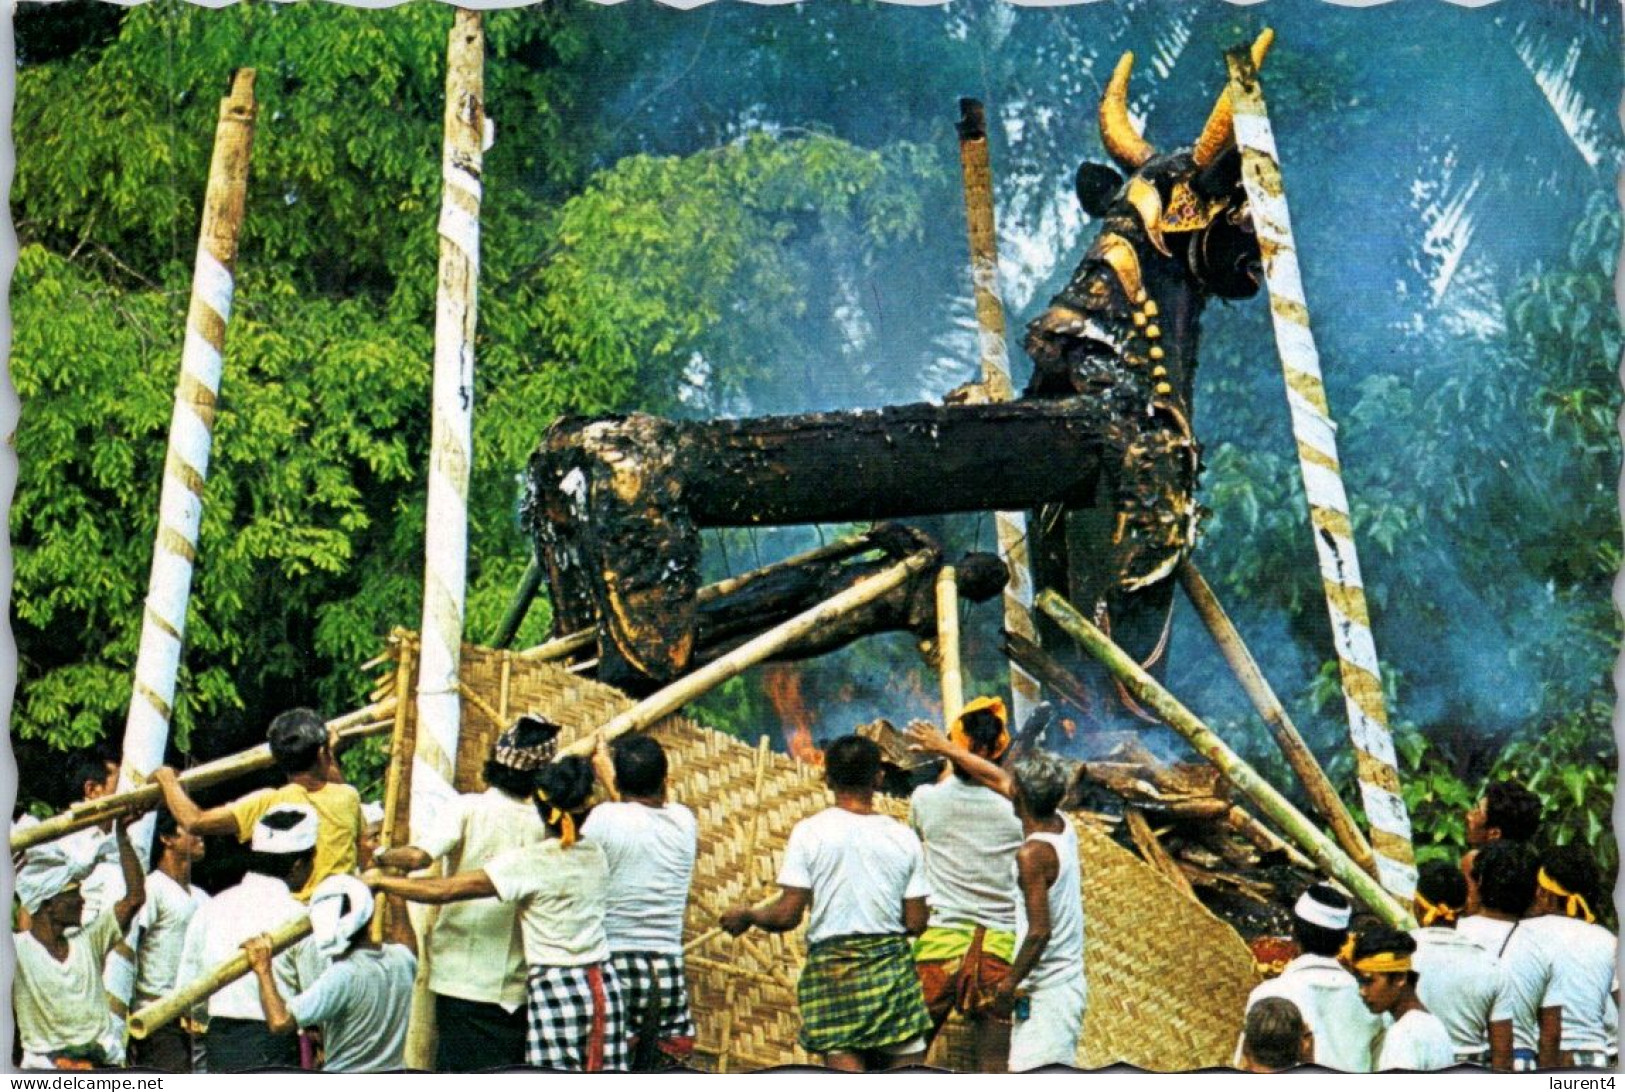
[
  {"left": 14, "top": 911, "right": 127, "bottom": 1065},
  {"left": 908, "top": 777, "right": 1021, "bottom": 932},
  {"left": 175, "top": 872, "right": 325, "bottom": 1023},
  {"left": 1410, "top": 926, "right": 1503, "bottom": 1056},
  {"left": 485, "top": 839, "right": 611, "bottom": 967},
  {"left": 776, "top": 807, "right": 929, "bottom": 946},
  {"left": 581, "top": 801, "right": 697, "bottom": 954},
  {"left": 1245, "top": 954, "right": 1382, "bottom": 1072},
  {"left": 1493, "top": 917, "right": 1565, "bottom": 1052},
  {"left": 1457, "top": 915, "right": 1518, "bottom": 955},
  {"left": 288, "top": 945, "right": 418, "bottom": 1072},
  {"left": 1537, "top": 916, "right": 1617, "bottom": 1052},
  {"left": 1375, "top": 1008, "right": 1456, "bottom": 1071},
  {"left": 131, "top": 871, "right": 212, "bottom": 1007}
]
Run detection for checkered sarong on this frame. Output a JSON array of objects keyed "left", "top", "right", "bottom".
[
  {"left": 523, "top": 962, "right": 628, "bottom": 1072},
  {"left": 797, "top": 933, "right": 933, "bottom": 1055},
  {"left": 611, "top": 951, "right": 696, "bottom": 1065}
]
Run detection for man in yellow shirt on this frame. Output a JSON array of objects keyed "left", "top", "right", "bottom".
[{"left": 153, "top": 708, "right": 361, "bottom": 901}]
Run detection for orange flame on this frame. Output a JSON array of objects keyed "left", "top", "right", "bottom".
[{"left": 764, "top": 665, "right": 824, "bottom": 766}]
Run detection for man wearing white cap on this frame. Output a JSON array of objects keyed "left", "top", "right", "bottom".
[
  {"left": 175, "top": 804, "right": 327, "bottom": 1071},
  {"left": 243, "top": 874, "right": 419, "bottom": 1072},
  {"left": 1239, "top": 883, "right": 1381, "bottom": 1072},
  {"left": 13, "top": 819, "right": 146, "bottom": 1069}
]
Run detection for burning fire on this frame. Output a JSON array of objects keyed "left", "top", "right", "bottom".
[{"left": 764, "top": 665, "right": 824, "bottom": 766}]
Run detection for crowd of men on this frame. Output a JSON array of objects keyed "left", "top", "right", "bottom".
[
  {"left": 9, "top": 700, "right": 1617, "bottom": 1074},
  {"left": 1239, "top": 782, "right": 1619, "bottom": 1072}
]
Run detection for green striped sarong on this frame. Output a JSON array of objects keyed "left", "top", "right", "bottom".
[{"left": 797, "top": 933, "right": 933, "bottom": 1055}]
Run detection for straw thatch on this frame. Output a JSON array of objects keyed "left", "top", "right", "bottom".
[{"left": 377, "top": 632, "right": 1259, "bottom": 1071}]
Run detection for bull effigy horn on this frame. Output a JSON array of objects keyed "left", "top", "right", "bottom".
[
  {"left": 1099, "top": 52, "right": 1156, "bottom": 171},
  {"left": 1189, "top": 28, "right": 1275, "bottom": 169}
]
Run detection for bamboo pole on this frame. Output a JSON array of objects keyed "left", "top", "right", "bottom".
[
  {"left": 414, "top": 8, "right": 486, "bottom": 839},
  {"left": 936, "top": 566, "right": 964, "bottom": 726},
  {"left": 956, "top": 97, "right": 1041, "bottom": 728},
  {"left": 117, "top": 69, "right": 258, "bottom": 859},
  {"left": 490, "top": 555, "right": 544, "bottom": 649},
  {"left": 1225, "top": 46, "right": 1416, "bottom": 902},
  {"left": 1179, "top": 563, "right": 1378, "bottom": 879},
  {"left": 127, "top": 913, "right": 309, "bottom": 1039},
  {"left": 1036, "top": 590, "right": 1412, "bottom": 928},
  {"left": 372, "top": 646, "right": 416, "bottom": 944},
  {"left": 558, "top": 550, "right": 938, "bottom": 760},
  {"left": 511, "top": 628, "right": 596, "bottom": 663},
  {"left": 13, "top": 701, "right": 396, "bottom": 854}
]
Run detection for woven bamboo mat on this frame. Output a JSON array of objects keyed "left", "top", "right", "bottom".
[{"left": 378, "top": 635, "right": 1259, "bottom": 1071}]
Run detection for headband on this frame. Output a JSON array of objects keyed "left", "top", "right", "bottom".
[
  {"left": 308, "top": 874, "right": 375, "bottom": 959},
  {"left": 535, "top": 787, "right": 579, "bottom": 847},
  {"left": 949, "top": 696, "right": 1011, "bottom": 760},
  {"left": 1412, "top": 891, "right": 1458, "bottom": 927},
  {"left": 1351, "top": 951, "right": 1412, "bottom": 975},
  {"left": 1293, "top": 890, "right": 1351, "bottom": 931},
  {"left": 1538, "top": 868, "right": 1596, "bottom": 924},
  {"left": 251, "top": 804, "right": 319, "bottom": 854}
]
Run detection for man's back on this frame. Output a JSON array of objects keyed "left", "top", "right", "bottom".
[
  {"left": 288, "top": 945, "right": 418, "bottom": 1072},
  {"left": 176, "top": 874, "right": 321, "bottom": 1021},
  {"left": 581, "top": 800, "right": 697, "bottom": 953},
  {"left": 1411, "top": 927, "right": 1502, "bottom": 1056},
  {"left": 908, "top": 777, "right": 1021, "bottom": 932},
  {"left": 779, "top": 807, "right": 927, "bottom": 944},
  {"left": 1539, "top": 916, "right": 1617, "bottom": 1052},
  {"left": 1247, "top": 954, "right": 1380, "bottom": 1072}
]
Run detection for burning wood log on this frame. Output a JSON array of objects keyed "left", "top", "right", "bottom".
[
  {"left": 527, "top": 399, "right": 1111, "bottom": 691},
  {"left": 1125, "top": 807, "right": 1198, "bottom": 901},
  {"left": 11, "top": 701, "right": 397, "bottom": 854},
  {"left": 1036, "top": 589, "right": 1412, "bottom": 928}
]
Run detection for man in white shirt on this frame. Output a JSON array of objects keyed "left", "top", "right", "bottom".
[
  {"left": 1460, "top": 841, "right": 1533, "bottom": 959},
  {"left": 372, "top": 714, "right": 555, "bottom": 1071},
  {"left": 13, "top": 819, "right": 146, "bottom": 1069},
  {"left": 1409, "top": 860, "right": 1504, "bottom": 1065},
  {"left": 1461, "top": 780, "right": 1540, "bottom": 914},
  {"left": 128, "top": 812, "right": 211, "bottom": 1072},
  {"left": 1478, "top": 841, "right": 1546, "bottom": 1071},
  {"left": 175, "top": 804, "right": 326, "bottom": 1072},
  {"left": 903, "top": 699, "right": 1024, "bottom": 1073},
  {"left": 1520, "top": 847, "right": 1617, "bottom": 1069},
  {"left": 720, "top": 734, "right": 933, "bottom": 1072},
  {"left": 244, "top": 873, "right": 419, "bottom": 1072},
  {"left": 1353, "top": 927, "right": 1456, "bottom": 1071},
  {"left": 584, "top": 734, "right": 699, "bottom": 1071},
  {"left": 1240, "top": 884, "right": 1381, "bottom": 1072}
]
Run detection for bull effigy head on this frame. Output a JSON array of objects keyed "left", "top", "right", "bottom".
[{"left": 1026, "top": 30, "right": 1271, "bottom": 598}]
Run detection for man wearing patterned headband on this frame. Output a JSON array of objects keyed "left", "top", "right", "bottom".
[
  {"left": 1492, "top": 845, "right": 1617, "bottom": 1071},
  {"left": 370, "top": 713, "right": 555, "bottom": 1071},
  {"left": 1351, "top": 927, "right": 1455, "bottom": 1070},
  {"left": 1408, "top": 861, "right": 1504, "bottom": 1065},
  {"left": 903, "top": 698, "right": 1024, "bottom": 1072},
  {"left": 1239, "top": 883, "right": 1381, "bottom": 1072},
  {"left": 175, "top": 805, "right": 326, "bottom": 1072}
]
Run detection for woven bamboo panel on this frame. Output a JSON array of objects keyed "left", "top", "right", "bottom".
[{"left": 380, "top": 636, "right": 1258, "bottom": 1071}]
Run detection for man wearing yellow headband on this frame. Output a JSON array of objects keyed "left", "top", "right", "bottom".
[
  {"left": 903, "top": 698, "right": 1022, "bottom": 1072},
  {"left": 1408, "top": 861, "right": 1504, "bottom": 1066},
  {"left": 1494, "top": 846, "right": 1617, "bottom": 1071},
  {"left": 1351, "top": 927, "right": 1455, "bottom": 1071}
]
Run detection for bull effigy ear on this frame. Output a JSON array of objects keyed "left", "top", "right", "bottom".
[
  {"left": 1189, "top": 28, "right": 1275, "bottom": 169},
  {"left": 1099, "top": 52, "right": 1156, "bottom": 171},
  {"left": 1075, "top": 161, "right": 1123, "bottom": 217}
]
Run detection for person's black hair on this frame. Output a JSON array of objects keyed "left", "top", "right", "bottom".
[
  {"left": 1416, "top": 860, "right": 1467, "bottom": 911},
  {"left": 534, "top": 756, "right": 596, "bottom": 831},
  {"left": 1484, "top": 781, "right": 1541, "bottom": 843},
  {"left": 1291, "top": 884, "right": 1352, "bottom": 958},
  {"left": 824, "top": 735, "right": 882, "bottom": 792},
  {"left": 1244, "top": 998, "right": 1306, "bottom": 1071},
  {"left": 1352, "top": 925, "right": 1416, "bottom": 964},
  {"left": 268, "top": 708, "right": 329, "bottom": 776},
  {"left": 71, "top": 756, "right": 116, "bottom": 800},
  {"left": 483, "top": 760, "right": 537, "bottom": 801},
  {"left": 149, "top": 809, "right": 183, "bottom": 870},
  {"left": 1541, "top": 844, "right": 1601, "bottom": 907},
  {"left": 612, "top": 736, "right": 668, "bottom": 798},
  {"left": 1473, "top": 840, "right": 1538, "bottom": 917}
]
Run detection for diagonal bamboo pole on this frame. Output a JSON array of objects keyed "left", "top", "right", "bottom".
[
  {"left": 957, "top": 97, "right": 1041, "bottom": 727},
  {"left": 116, "top": 69, "right": 258, "bottom": 859},
  {"left": 12, "top": 701, "right": 396, "bottom": 854},
  {"left": 1179, "top": 562, "right": 1377, "bottom": 879},
  {"left": 1225, "top": 46, "right": 1416, "bottom": 900},
  {"left": 1036, "top": 589, "right": 1411, "bottom": 928},
  {"left": 127, "top": 913, "right": 308, "bottom": 1039}
]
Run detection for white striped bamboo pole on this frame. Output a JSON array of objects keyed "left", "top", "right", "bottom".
[
  {"left": 1225, "top": 46, "right": 1416, "bottom": 900},
  {"left": 116, "top": 69, "right": 257, "bottom": 861},
  {"left": 413, "top": 11, "right": 486, "bottom": 847},
  {"left": 957, "top": 97, "right": 1041, "bottom": 727}
]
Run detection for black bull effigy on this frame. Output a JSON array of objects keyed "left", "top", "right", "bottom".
[{"left": 525, "top": 33, "right": 1273, "bottom": 698}]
